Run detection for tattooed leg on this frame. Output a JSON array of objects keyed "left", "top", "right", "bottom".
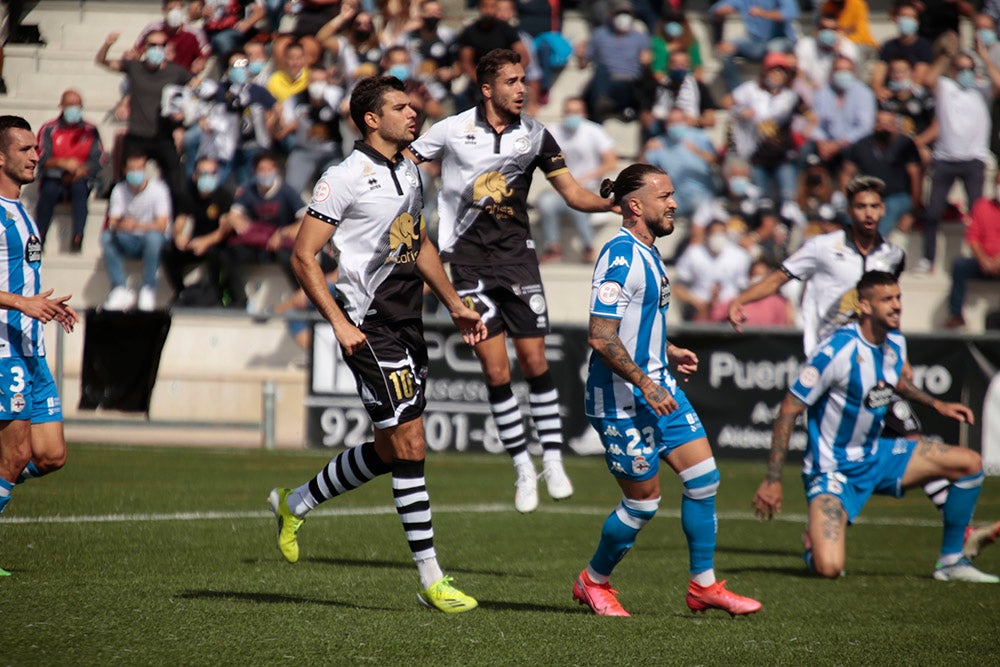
[{"left": 808, "top": 494, "right": 848, "bottom": 579}]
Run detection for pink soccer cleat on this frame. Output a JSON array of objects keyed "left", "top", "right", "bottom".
[
  {"left": 963, "top": 521, "right": 1000, "bottom": 560},
  {"left": 686, "top": 580, "right": 762, "bottom": 617},
  {"left": 572, "top": 570, "right": 630, "bottom": 617}
]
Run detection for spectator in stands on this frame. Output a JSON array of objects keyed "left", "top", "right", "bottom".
[
  {"left": 880, "top": 57, "right": 936, "bottom": 163},
  {"left": 537, "top": 97, "right": 617, "bottom": 263},
  {"left": 808, "top": 55, "right": 875, "bottom": 173},
  {"left": 202, "top": 0, "right": 264, "bottom": 59},
  {"left": 918, "top": 0, "right": 975, "bottom": 50},
  {"left": 645, "top": 50, "right": 700, "bottom": 137},
  {"left": 728, "top": 259, "right": 794, "bottom": 325},
  {"left": 819, "top": 0, "right": 876, "bottom": 48},
  {"left": 975, "top": 12, "right": 1000, "bottom": 67},
  {"left": 798, "top": 152, "right": 847, "bottom": 228},
  {"left": 319, "top": 7, "right": 386, "bottom": 88},
  {"left": 162, "top": 156, "right": 232, "bottom": 306},
  {"left": 270, "top": 269, "right": 338, "bottom": 360},
  {"left": 216, "top": 151, "right": 304, "bottom": 308},
  {"left": 945, "top": 171, "right": 1000, "bottom": 328},
  {"left": 710, "top": 0, "right": 800, "bottom": 92},
  {"left": 692, "top": 156, "right": 782, "bottom": 250},
  {"left": 245, "top": 41, "right": 274, "bottom": 86},
  {"left": 404, "top": 0, "right": 457, "bottom": 96},
  {"left": 643, "top": 107, "right": 717, "bottom": 220},
  {"left": 35, "top": 89, "right": 105, "bottom": 253},
  {"left": 276, "top": 0, "right": 342, "bottom": 66},
  {"left": 136, "top": 0, "right": 211, "bottom": 74},
  {"left": 197, "top": 50, "right": 280, "bottom": 187},
  {"left": 96, "top": 30, "right": 192, "bottom": 210},
  {"left": 514, "top": 0, "right": 569, "bottom": 100},
  {"left": 379, "top": 0, "right": 422, "bottom": 48},
  {"left": 651, "top": 10, "right": 705, "bottom": 82},
  {"left": 795, "top": 12, "right": 860, "bottom": 92},
  {"left": 730, "top": 52, "right": 807, "bottom": 222},
  {"left": 841, "top": 108, "right": 922, "bottom": 241},
  {"left": 919, "top": 47, "right": 1000, "bottom": 273},
  {"left": 674, "top": 220, "right": 752, "bottom": 322},
  {"left": 0, "top": 0, "right": 15, "bottom": 94},
  {"left": 495, "top": 0, "right": 544, "bottom": 112},
  {"left": 871, "top": 2, "right": 934, "bottom": 101},
  {"left": 576, "top": 0, "right": 652, "bottom": 123},
  {"left": 267, "top": 40, "right": 310, "bottom": 104},
  {"left": 381, "top": 45, "right": 447, "bottom": 129},
  {"left": 455, "top": 0, "right": 527, "bottom": 110},
  {"left": 102, "top": 153, "right": 171, "bottom": 312},
  {"left": 280, "top": 66, "right": 346, "bottom": 194}
]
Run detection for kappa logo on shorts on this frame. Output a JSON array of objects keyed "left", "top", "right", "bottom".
[
  {"left": 607, "top": 444, "right": 624, "bottom": 456},
  {"left": 603, "top": 424, "right": 622, "bottom": 438},
  {"left": 611, "top": 461, "right": 625, "bottom": 474}
]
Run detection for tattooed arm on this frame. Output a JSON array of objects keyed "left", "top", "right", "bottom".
[
  {"left": 752, "top": 392, "right": 807, "bottom": 520},
  {"left": 897, "top": 374, "right": 975, "bottom": 425},
  {"left": 588, "top": 315, "right": 678, "bottom": 416}
]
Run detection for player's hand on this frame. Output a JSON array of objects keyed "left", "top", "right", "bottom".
[
  {"left": 333, "top": 321, "right": 366, "bottom": 356},
  {"left": 753, "top": 480, "right": 783, "bottom": 520},
  {"left": 17, "top": 289, "right": 78, "bottom": 331},
  {"left": 936, "top": 401, "right": 975, "bottom": 426},
  {"left": 642, "top": 383, "right": 678, "bottom": 416},
  {"left": 450, "top": 306, "right": 487, "bottom": 346},
  {"left": 668, "top": 345, "right": 698, "bottom": 378},
  {"left": 727, "top": 301, "right": 747, "bottom": 332}
]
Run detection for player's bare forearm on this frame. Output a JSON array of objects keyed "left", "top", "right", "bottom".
[
  {"left": 550, "top": 172, "right": 613, "bottom": 213},
  {"left": 896, "top": 375, "right": 941, "bottom": 410},
  {"left": 767, "top": 393, "right": 804, "bottom": 482},
  {"left": 292, "top": 216, "right": 345, "bottom": 327},
  {"left": 415, "top": 231, "right": 462, "bottom": 312},
  {"left": 589, "top": 316, "right": 656, "bottom": 394}
]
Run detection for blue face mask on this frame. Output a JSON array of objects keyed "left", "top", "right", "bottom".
[
  {"left": 229, "top": 66, "right": 247, "bottom": 85},
  {"left": 62, "top": 105, "right": 83, "bottom": 124},
  {"left": 887, "top": 77, "right": 911, "bottom": 92},
  {"left": 256, "top": 171, "right": 277, "bottom": 188},
  {"left": 665, "top": 21, "right": 683, "bottom": 39},
  {"left": 563, "top": 114, "right": 583, "bottom": 131},
  {"left": 126, "top": 169, "right": 146, "bottom": 188},
  {"left": 978, "top": 28, "right": 998, "bottom": 47},
  {"left": 729, "top": 176, "right": 750, "bottom": 197},
  {"left": 666, "top": 124, "right": 687, "bottom": 142},
  {"left": 956, "top": 68, "right": 977, "bottom": 89},
  {"left": 197, "top": 173, "right": 218, "bottom": 194},
  {"left": 832, "top": 70, "right": 854, "bottom": 91},
  {"left": 897, "top": 16, "right": 918, "bottom": 37},
  {"left": 667, "top": 68, "right": 688, "bottom": 83},
  {"left": 145, "top": 45, "right": 166, "bottom": 66},
  {"left": 388, "top": 64, "right": 410, "bottom": 82},
  {"left": 818, "top": 29, "right": 838, "bottom": 48},
  {"left": 248, "top": 60, "right": 265, "bottom": 76}
]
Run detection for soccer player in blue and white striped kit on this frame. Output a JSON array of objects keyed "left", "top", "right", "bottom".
[
  {"left": 753, "top": 270, "right": 998, "bottom": 582},
  {"left": 573, "top": 164, "right": 762, "bottom": 616},
  {"left": 0, "top": 116, "right": 79, "bottom": 576}
]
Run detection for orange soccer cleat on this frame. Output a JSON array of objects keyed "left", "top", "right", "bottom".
[
  {"left": 686, "top": 580, "right": 762, "bottom": 617},
  {"left": 572, "top": 570, "right": 630, "bottom": 617}
]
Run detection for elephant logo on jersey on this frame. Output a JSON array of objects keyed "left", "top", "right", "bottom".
[
  {"left": 387, "top": 212, "right": 419, "bottom": 264},
  {"left": 864, "top": 380, "right": 894, "bottom": 410},
  {"left": 473, "top": 171, "right": 513, "bottom": 203},
  {"left": 838, "top": 288, "right": 860, "bottom": 321}
]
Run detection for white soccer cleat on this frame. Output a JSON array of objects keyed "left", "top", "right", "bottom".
[
  {"left": 963, "top": 521, "right": 1000, "bottom": 560},
  {"left": 514, "top": 462, "right": 538, "bottom": 513},
  {"left": 933, "top": 557, "right": 1000, "bottom": 583},
  {"left": 137, "top": 286, "right": 156, "bottom": 312},
  {"left": 103, "top": 286, "right": 135, "bottom": 311},
  {"left": 542, "top": 459, "right": 573, "bottom": 501}
]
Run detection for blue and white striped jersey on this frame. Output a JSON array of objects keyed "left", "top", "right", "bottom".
[
  {"left": 790, "top": 323, "right": 906, "bottom": 476},
  {"left": 0, "top": 195, "right": 43, "bottom": 358},
  {"left": 585, "top": 229, "right": 675, "bottom": 419}
]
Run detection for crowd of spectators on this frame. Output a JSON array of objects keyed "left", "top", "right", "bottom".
[{"left": 15, "top": 0, "right": 1000, "bottom": 329}]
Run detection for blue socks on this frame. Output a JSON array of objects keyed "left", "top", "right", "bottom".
[
  {"left": 0, "top": 477, "right": 13, "bottom": 516},
  {"left": 588, "top": 496, "right": 660, "bottom": 578},
  {"left": 16, "top": 461, "right": 41, "bottom": 485},
  {"left": 940, "top": 471, "right": 984, "bottom": 558},
  {"left": 679, "top": 458, "right": 720, "bottom": 578}
]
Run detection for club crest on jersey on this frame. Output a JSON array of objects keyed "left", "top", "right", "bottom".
[
  {"left": 864, "top": 380, "right": 894, "bottom": 410},
  {"left": 387, "top": 212, "right": 419, "bottom": 264},
  {"left": 597, "top": 281, "right": 620, "bottom": 305},
  {"left": 313, "top": 179, "right": 331, "bottom": 203},
  {"left": 404, "top": 169, "right": 419, "bottom": 187},
  {"left": 25, "top": 234, "right": 42, "bottom": 264},
  {"left": 513, "top": 136, "right": 532, "bottom": 154},
  {"left": 362, "top": 163, "right": 380, "bottom": 189}
]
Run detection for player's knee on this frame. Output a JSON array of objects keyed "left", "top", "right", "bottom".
[
  {"left": 813, "top": 557, "right": 844, "bottom": 579},
  {"left": 958, "top": 449, "right": 983, "bottom": 477},
  {"left": 35, "top": 447, "right": 67, "bottom": 474},
  {"left": 620, "top": 496, "right": 660, "bottom": 528},
  {"left": 680, "top": 458, "right": 720, "bottom": 500}
]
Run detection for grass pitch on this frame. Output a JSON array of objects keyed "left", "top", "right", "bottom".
[{"left": 2, "top": 444, "right": 998, "bottom": 666}]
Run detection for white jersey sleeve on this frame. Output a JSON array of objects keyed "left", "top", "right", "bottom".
[
  {"left": 409, "top": 115, "right": 451, "bottom": 163},
  {"left": 790, "top": 336, "right": 852, "bottom": 406},
  {"left": 307, "top": 163, "right": 356, "bottom": 226},
  {"left": 781, "top": 234, "right": 821, "bottom": 281}
]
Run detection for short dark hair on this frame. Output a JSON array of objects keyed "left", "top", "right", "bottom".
[
  {"left": 845, "top": 175, "right": 885, "bottom": 203},
  {"left": 857, "top": 270, "right": 898, "bottom": 300},
  {"left": 349, "top": 76, "right": 406, "bottom": 136},
  {"left": 124, "top": 151, "right": 149, "bottom": 164},
  {"left": 476, "top": 48, "right": 521, "bottom": 86},
  {"left": 0, "top": 115, "right": 32, "bottom": 153},
  {"left": 599, "top": 163, "right": 667, "bottom": 206},
  {"left": 252, "top": 150, "right": 278, "bottom": 169}
]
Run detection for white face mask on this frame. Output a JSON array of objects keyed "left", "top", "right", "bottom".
[
  {"left": 706, "top": 233, "right": 727, "bottom": 255},
  {"left": 612, "top": 13, "right": 633, "bottom": 32},
  {"left": 166, "top": 7, "right": 185, "bottom": 29},
  {"left": 308, "top": 81, "right": 327, "bottom": 99}
]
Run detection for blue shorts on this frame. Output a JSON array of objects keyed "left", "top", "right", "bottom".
[
  {"left": 589, "top": 390, "right": 707, "bottom": 481},
  {"left": 803, "top": 438, "right": 916, "bottom": 523},
  {"left": 0, "top": 356, "right": 63, "bottom": 424}
]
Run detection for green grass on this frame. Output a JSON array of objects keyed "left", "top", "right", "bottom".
[{"left": 2, "top": 444, "right": 999, "bottom": 666}]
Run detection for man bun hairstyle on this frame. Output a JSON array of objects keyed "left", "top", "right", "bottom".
[
  {"left": 600, "top": 163, "right": 667, "bottom": 206},
  {"left": 349, "top": 76, "right": 406, "bottom": 136}
]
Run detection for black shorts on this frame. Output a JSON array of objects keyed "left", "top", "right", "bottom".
[
  {"left": 450, "top": 262, "right": 550, "bottom": 338},
  {"left": 342, "top": 320, "right": 428, "bottom": 429}
]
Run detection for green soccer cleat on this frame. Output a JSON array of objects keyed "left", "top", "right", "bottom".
[
  {"left": 267, "top": 487, "right": 304, "bottom": 564},
  {"left": 0, "top": 566, "right": 10, "bottom": 577},
  {"left": 417, "top": 576, "right": 478, "bottom": 614}
]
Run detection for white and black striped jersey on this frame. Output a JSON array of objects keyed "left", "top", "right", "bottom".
[
  {"left": 409, "top": 106, "right": 568, "bottom": 265},
  {"left": 307, "top": 141, "right": 425, "bottom": 327}
]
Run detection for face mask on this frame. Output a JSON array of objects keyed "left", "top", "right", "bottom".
[
  {"left": 197, "top": 173, "right": 218, "bottom": 194},
  {"left": 887, "top": 77, "right": 911, "bottom": 92},
  {"left": 423, "top": 17, "right": 440, "bottom": 31},
  {"left": 832, "top": 70, "right": 854, "bottom": 91},
  {"left": 665, "top": 21, "right": 683, "bottom": 39},
  {"left": 763, "top": 78, "right": 782, "bottom": 92},
  {"left": 612, "top": 13, "right": 633, "bottom": 32},
  {"left": 354, "top": 29, "right": 372, "bottom": 41},
  {"left": 62, "top": 105, "right": 83, "bottom": 124},
  {"left": 818, "top": 29, "right": 838, "bottom": 48},
  {"left": 248, "top": 60, "right": 265, "bottom": 76},
  {"left": 874, "top": 129, "right": 892, "bottom": 143},
  {"left": 256, "top": 172, "right": 278, "bottom": 188},
  {"left": 229, "top": 66, "right": 247, "bottom": 85},
  {"left": 145, "top": 45, "right": 166, "bottom": 66},
  {"left": 667, "top": 68, "right": 688, "bottom": 83},
  {"left": 166, "top": 7, "right": 185, "bottom": 29},
  {"left": 897, "top": 16, "right": 918, "bottom": 37},
  {"left": 563, "top": 114, "right": 583, "bottom": 131},
  {"left": 126, "top": 169, "right": 146, "bottom": 188},
  {"left": 706, "top": 233, "right": 727, "bottom": 255},
  {"left": 978, "top": 28, "right": 998, "bottom": 47},
  {"left": 749, "top": 273, "right": 766, "bottom": 285},
  {"left": 666, "top": 124, "right": 687, "bottom": 142},
  {"left": 388, "top": 64, "right": 410, "bottom": 82},
  {"left": 729, "top": 176, "right": 750, "bottom": 197},
  {"left": 956, "top": 69, "right": 977, "bottom": 89},
  {"left": 806, "top": 173, "right": 823, "bottom": 187},
  {"left": 308, "top": 81, "right": 327, "bottom": 99}
]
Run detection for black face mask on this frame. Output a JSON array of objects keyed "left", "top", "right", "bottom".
[
  {"left": 477, "top": 16, "right": 498, "bottom": 28},
  {"left": 355, "top": 29, "right": 372, "bottom": 41},
  {"left": 423, "top": 17, "right": 440, "bottom": 31},
  {"left": 806, "top": 174, "right": 824, "bottom": 187},
  {"left": 874, "top": 129, "right": 892, "bottom": 143}
]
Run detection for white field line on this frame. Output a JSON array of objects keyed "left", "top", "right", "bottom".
[{"left": 1, "top": 504, "right": 943, "bottom": 528}]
